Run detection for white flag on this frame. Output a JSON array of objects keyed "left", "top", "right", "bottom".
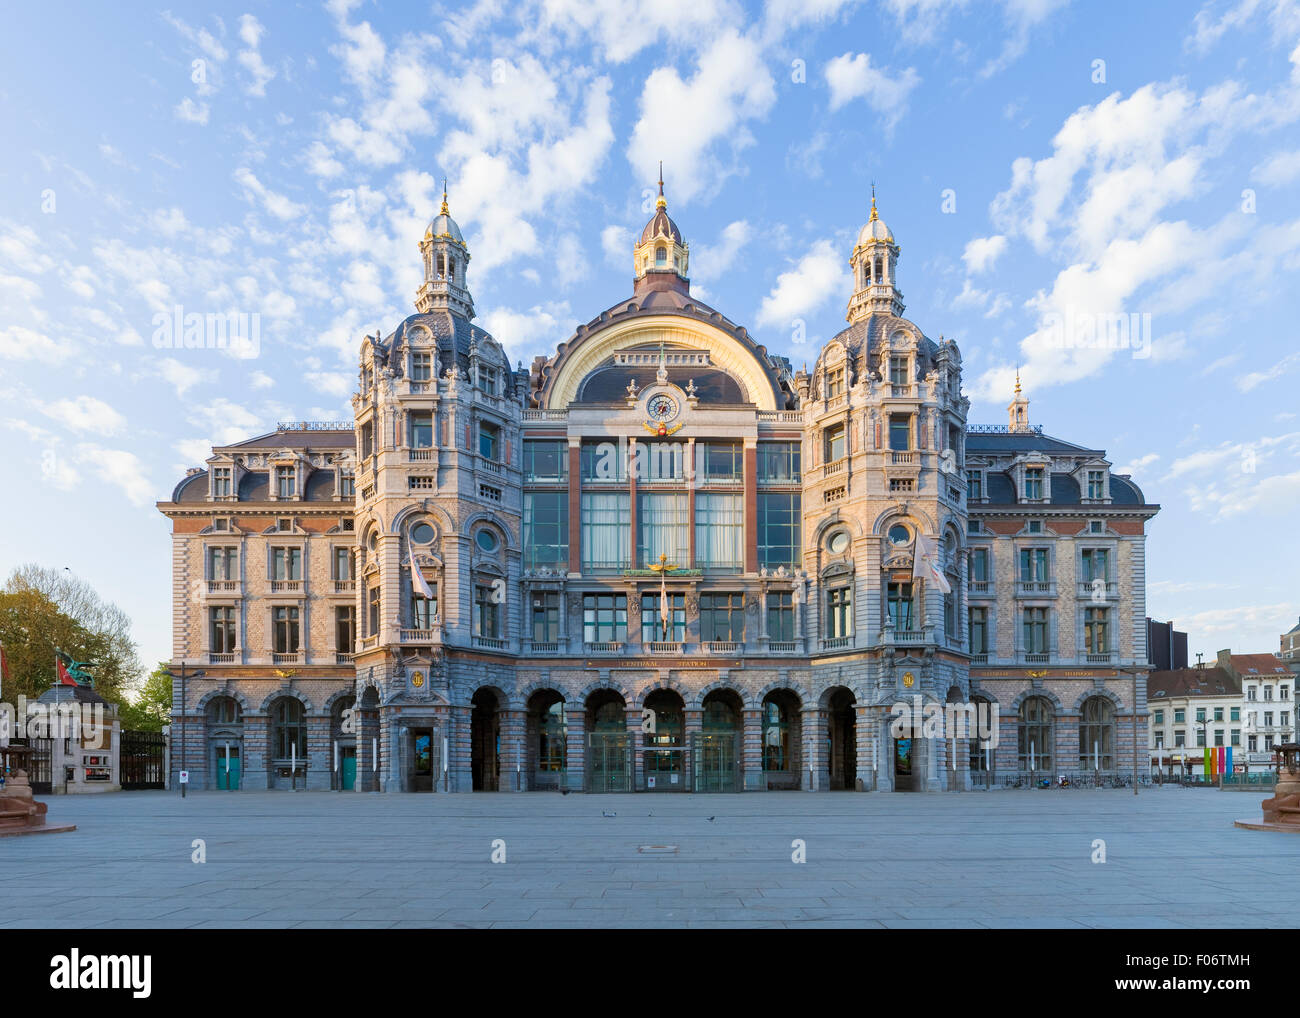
[
  {"left": 912, "top": 534, "right": 952, "bottom": 594},
  {"left": 409, "top": 546, "right": 434, "bottom": 600}
]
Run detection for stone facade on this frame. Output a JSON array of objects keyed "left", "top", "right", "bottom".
[{"left": 158, "top": 186, "right": 1159, "bottom": 792}]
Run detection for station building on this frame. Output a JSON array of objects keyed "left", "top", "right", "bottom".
[{"left": 158, "top": 183, "right": 1159, "bottom": 792}]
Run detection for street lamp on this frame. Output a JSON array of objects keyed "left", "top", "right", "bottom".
[{"left": 164, "top": 663, "right": 204, "bottom": 797}]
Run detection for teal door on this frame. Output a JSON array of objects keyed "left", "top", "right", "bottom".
[
  {"left": 216, "top": 747, "right": 241, "bottom": 790},
  {"left": 341, "top": 748, "right": 356, "bottom": 790}
]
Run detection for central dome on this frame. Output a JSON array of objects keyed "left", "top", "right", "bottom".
[
  {"left": 640, "top": 207, "right": 681, "bottom": 244},
  {"left": 425, "top": 212, "right": 463, "bottom": 245}
]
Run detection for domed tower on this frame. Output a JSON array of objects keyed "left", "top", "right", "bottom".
[
  {"left": 632, "top": 165, "right": 690, "bottom": 297},
  {"left": 416, "top": 182, "right": 474, "bottom": 319},
  {"left": 847, "top": 185, "right": 903, "bottom": 320}
]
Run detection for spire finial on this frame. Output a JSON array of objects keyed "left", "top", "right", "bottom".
[
  {"left": 869, "top": 181, "right": 878, "bottom": 222},
  {"left": 656, "top": 162, "right": 666, "bottom": 210},
  {"left": 440, "top": 178, "right": 449, "bottom": 216},
  {"left": 1014, "top": 366, "right": 1022, "bottom": 397}
]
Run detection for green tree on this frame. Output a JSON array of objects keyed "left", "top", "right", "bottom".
[{"left": 118, "top": 662, "right": 172, "bottom": 731}]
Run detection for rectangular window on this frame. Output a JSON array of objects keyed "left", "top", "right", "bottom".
[
  {"left": 1154, "top": 710, "right": 1164, "bottom": 725},
  {"left": 825, "top": 368, "right": 845, "bottom": 398},
  {"left": 332, "top": 547, "right": 352, "bottom": 582},
  {"left": 580, "top": 441, "right": 626, "bottom": 482},
  {"left": 212, "top": 467, "right": 232, "bottom": 497},
  {"left": 1081, "top": 548, "right": 1109, "bottom": 582},
  {"left": 969, "top": 607, "right": 987, "bottom": 655},
  {"left": 276, "top": 466, "right": 296, "bottom": 498},
  {"left": 1248, "top": 686, "right": 1257, "bottom": 700},
  {"left": 969, "top": 547, "right": 988, "bottom": 584},
  {"left": 823, "top": 423, "right": 846, "bottom": 463},
  {"left": 209, "top": 606, "right": 237, "bottom": 653},
  {"left": 410, "top": 589, "right": 437, "bottom": 628},
  {"left": 411, "top": 351, "right": 432, "bottom": 381},
  {"left": 889, "top": 415, "right": 911, "bottom": 451},
  {"left": 700, "top": 441, "right": 742, "bottom": 481},
  {"left": 335, "top": 605, "right": 355, "bottom": 652},
  {"left": 410, "top": 411, "right": 434, "bottom": 448},
  {"left": 1174, "top": 709, "right": 1185, "bottom": 723},
  {"left": 641, "top": 441, "right": 683, "bottom": 481},
  {"left": 1023, "top": 467, "right": 1044, "bottom": 500},
  {"left": 1231, "top": 706, "right": 1240, "bottom": 721},
  {"left": 524, "top": 491, "right": 569, "bottom": 572},
  {"left": 340, "top": 472, "right": 355, "bottom": 497},
  {"left": 758, "top": 442, "right": 801, "bottom": 483},
  {"left": 1196, "top": 708, "right": 1206, "bottom": 723},
  {"left": 757, "top": 492, "right": 801, "bottom": 570},
  {"left": 580, "top": 492, "right": 630, "bottom": 572},
  {"left": 478, "top": 421, "right": 500, "bottom": 461},
  {"left": 361, "top": 422, "right": 374, "bottom": 459},
  {"left": 271, "top": 547, "right": 302, "bottom": 581},
  {"left": 1214, "top": 730, "right": 1224, "bottom": 747},
  {"left": 1019, "top": 548, "right": 1049, "bottom": 583},
  {"left": 524, "top": 440, "right": 568, "bottom": 482},
  {"left": 1087, "top": 470, "right": 1105, "bottom": 499},
  {"left": 1175, "top": 731, "right": 1186, "bottom": 747},
  {"left": 1265, "top": 711, "right": 1274, "bottom": 727},
  {"left": 273, "top": 606, "right": 300, "bottom": 654},
  {"left": 1023, "top": 607, "right": 1049, "bottom": 654},
  {"left": 887, "top": 581, "right": 914, "bottom": 631},
  {"left": 1265, "top": 686, "right": 1274, "bottom": 701},
  {"left": 966, "top": 469, "right": 982, "bottom": 501},
  {"left": 1197, "top": 729, "right": 1206, "bottom": 748},
  {"left": 477, "top": 365, "right": 498, "bottom": 394},
  {"left": 642, "top": 593, "right": 686, "bottom": 643},
  {"left": 582, "top": 594, "right": 627, "bottom": 643},
  {"left": 694, "top": 493, "right": 742, "bottom": 570},
  {"left": 530, "top": 591, "right": 560, "bottom": 643},
  {"left": 1231, "top": 730, "right": 1241, "bottom": 747},
  {"left": 826, "top": 587, "right": 852, "bottom": 639},
  {"left": 699, "top": 593, "right": 745, "bottom": 642},
  {"left": 638, "top": 492, "right": 688, "bottom": 568},
  {"left": 1214, "top": 707, "right": 1224, "bottom": 722},
  {"left": 208, "top": 546, "right": 238, "bottom": 581},
  {"left": 889, "top": 356, "right": 909, "bottom": 387},
  {"left": 1084, "top": 607, "right": 1108, "bottom": 654},
  {"left": 368, "top": 586, "right": 380, "bottom": 636},
  {"left": 767, "top": 591, "right": 794, "bottom": 642},
  {"left": 474, "top": 585, "right": 500, "bottom": 639}
]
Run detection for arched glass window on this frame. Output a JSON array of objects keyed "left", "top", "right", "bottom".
[
  {"left": 703, "top": 697, "right": 738, "bottom": 731},
  {"left": 273, "top": 698, "right": 306, "bottom": 759},
  {"left": 592, "top": 700, "right": 624, "bottom": 731},
  {"left": 968, "top": 697, "right": 992, "bottom": 773},
  {"left": 1079, "top": 696, "right": 1115, "bottom": 770},
  {"left": 762, "top": 697, "right": 790, "bottom": 770},
  {"left": 535, "top": 694, "right": 566, "bottom": 772},
  {"left": 656, "top": 246, "right": 667, "bottom": 264},
  {"left": 1018, "top": 696, "right": 1053, "bottom": 771},
  {"left": 208, "top": 696, "right": 242, "bottom": 724}
]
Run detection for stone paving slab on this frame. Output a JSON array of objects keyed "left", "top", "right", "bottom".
[{"left": 0, "top": 787, "right": 1294, "bottom": 928}]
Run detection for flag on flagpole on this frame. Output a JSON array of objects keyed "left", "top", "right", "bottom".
[
  {"left": 408, "top": 546, "right": 434, "bottom": 601},
  {"left": 911, "top": 534, "right": 952, "bottom": 594},
  {"left": 56, "top": 655, "right": 78, "bottom": 686}
]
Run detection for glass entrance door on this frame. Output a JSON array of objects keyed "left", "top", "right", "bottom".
[
  {"left": 411, "top": 729, "right": 433, "bottom": 792},
  {"left": 693, "top": 733, "right": 740, "bottom": 792},
  {"left": 588, "top": 733, "right": 630, "bottom": 792}
]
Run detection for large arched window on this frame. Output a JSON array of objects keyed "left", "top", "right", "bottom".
[
  {"left": 968, "top": 696, "right": 993, "bottom": 773},
  {"left": 1079, "top": 696, "right": 1115, "bottom": 770},
  {"left": 207, "top": 696, "right": 242, "bottom": 725},
  {"left": 272, "top": 698, "right": 306, "bottom": 759},
  {"left": 1018, "top": 696, "right": 1053, "bottom": 772},
  {"left": 762, "top": 695, "right": 791, "bottom": 771}
]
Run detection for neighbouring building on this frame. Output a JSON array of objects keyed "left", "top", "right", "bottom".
[
  {"left": 1146, "top": 618, "right": 1188, "bottom": 672},
  {"left": 1147, "top": 665, "right": 1242, "bottom": 776},
  {"left": 36, "top": 683, "right": 121, "bottom": 794},
  {"left": 157, "top": 182, "right": 1160, "bottom": 793},
  {"left": 1218, "top": 650, "right": 1293, "bottom": 769},
  {"left": 1280, "top": 617, "right": 1300, "bottom": 666}
]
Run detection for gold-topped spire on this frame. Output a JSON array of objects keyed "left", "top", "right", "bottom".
[
  {"left": 1014, "top": 366, "right": 1022, "bottom": 397},
  {"left": 656, "top": 161, "right": 666, "bottom": 210},
  {"left": 869, "top": 181, "right": 878, "bottom": 222},
  {"left": 440, "top": 177, "right": 449, "bottom": 216}
]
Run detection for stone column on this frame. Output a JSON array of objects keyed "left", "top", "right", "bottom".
[
  {"left": 743, "top": 440, "right": 758, "bottom": 575},
  {"left": 627, "top": 705, "right": 644, "bottom": 792},
  {"left": 564, "top": 702, "right": 586, "bottom": 792},
  {"left": 449, "top": 704, "right": 472, "bottom": 792},
  {"left": 855, "top": 703, "right": 875, "bottom": 791},
  {"left": 498, "top": 708, "right": 526, "bottom": 792},
  {"left": 683, "top": 706, "right": 702, "bottom": 792},
  {"left": 801, "top": 708, "right": 825, "bottom": 790},
  {"left": 742, "top": 707, "right": 763, "bottom": 790},
  {"left": 567, "top": 440, "right": 581, "bottom": 576}
]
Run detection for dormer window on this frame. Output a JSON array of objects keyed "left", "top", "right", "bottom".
[
  {"left": 656, "top": 246, "right": 667, "bottom": 264},
  {"left": 412, "top": 352, "right": 432, "bottom": 382},
  {"left": 212, "top": 467, "right": 232, "bottom": 497},
  {"left": 1023, "top": 467, "right": 1044, "bottom": 500},
  {"left": 889, "top": 356, "right": 909, "bottom": 386},
  {"left": 477, "top": 365, "right": 498, "bottom": 395},
  {"left": 1087, "top": 469, "right": 1105, "bottom": 499},
  {"left": 825, "top": 368, "right": 845, "bottom": 399},
  {"left": 339, "top": 471, "right": 355, "bottom": 498},
  {"left": 276, "top": 466, "right": 296, "bottom": 499}
]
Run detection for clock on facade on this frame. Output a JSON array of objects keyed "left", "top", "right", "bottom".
[{"left": 647, "top": 393, "right": 678, "bottom": 422}]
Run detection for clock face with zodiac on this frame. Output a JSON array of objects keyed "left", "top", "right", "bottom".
[{"left": 647, "top": 393, "right": 678, "bottom": 422}]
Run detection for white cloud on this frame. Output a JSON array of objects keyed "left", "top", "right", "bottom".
[
  {"left": 233, "top": 167, "right": 306, "bottom": 220},
  {"left": 691, "top": 220, "right": 752, "bottom": 282},
  {"left": 962, "top": 234, "right": 1007, "bottom": 274},
  {"left": 1236, "top": 350, "right": 1300, "bottom": 392},
  {"left": 77, "top": 445, "right": 153, "bottom": 507},
  {"left": 480, "top": 301, "right": 576, "bottom": 367},
  {"left": 186, "top": 398, "right": 265, "bottom": 446},
  {"left": 1115, "top": 452, "right": 1160, "bottom": 475},
  {"left": 601, "top": 225, "right": 633, "bottom": 269},
  {"left": 628, "top": 31, "right": 776, "bottom": 204},
  {"left": 236, "top": 14, "right": 275, "bottom": 97},
  {"left": 1252, "top": 148, "right": 1300, "bottom": 186},
  {"left": 151, "top": 207, "right": 189, "bottom": 237},
  {"left": 755, "top": 239, "right": 850, "bottom": 328},
  {"left": 824, "top": 52, "right": 920, "bottom": 132},
  {"left": 174, "top": 98, "right": 210, "bottom": 125},
  {"left": 305, "top": 371, "right": 351, "bottom": 397},
  {"left": 0, "top": 325, "right": 73, "bottom": 364},
  {"left": 249, "top": 370, "right": 275, "bottom": 389},
  {"left": 158, "top": 357, "right": 207, "bottom": 397},
  {"left": 175, "top": 438, "right": 214, "bottom": 465},
  {"left": 39, "top": 396, "right": 126, "bottom": 435},
  {"left": 540, "top": 0, "right": 742, "bottom": 63}
]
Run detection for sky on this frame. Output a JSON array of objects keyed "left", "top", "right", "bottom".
[{"left": 1, "top": 0, "right": 1299, "bottom": 677}]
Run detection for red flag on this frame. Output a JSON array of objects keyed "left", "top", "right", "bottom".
[
  {"left": 0, "top": 642, "right": 9, "bottom": 684},
  {"left": 56, "top": 656, "right": 77, "bottom": 686}
]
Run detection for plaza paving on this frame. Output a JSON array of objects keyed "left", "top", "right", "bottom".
[{"left": 0, "top": 787, "right": 1293, "bottom": 928}]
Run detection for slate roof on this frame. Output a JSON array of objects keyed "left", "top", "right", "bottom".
[
  {"left": 824, "top": 311, "right": 946, "bottom": 380},
  {"left": 965, "top": 432, "right": 1103, "bottom": 456},
  {"left": 1148, "top": 667, "right": 1239, "bottom": 699},
  {"left": 376, "top": 309, "right": 508, "bottom": 389},
  {"left": 222, "top": 429, "right": 355, "bottom": 450}
]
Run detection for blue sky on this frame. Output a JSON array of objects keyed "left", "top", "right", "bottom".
[{"left": 2, "top": 0, "right": 1299, "bottom": 676}]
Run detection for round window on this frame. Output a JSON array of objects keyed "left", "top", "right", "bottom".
[
  {"left": 367, "top": 531, "right": 378, "bottom": 551},
  {"left": 888, "top": 524, "right": 911, "bottom": 546},
  {"left": 476, "top": 529, "right": 499, "bottom": 552},
  {"left": 829, "top": 531, "right": 850, "bottom": 554},
  {"left": 410, "top": 522, "right": 435, "bottom": 545}
]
